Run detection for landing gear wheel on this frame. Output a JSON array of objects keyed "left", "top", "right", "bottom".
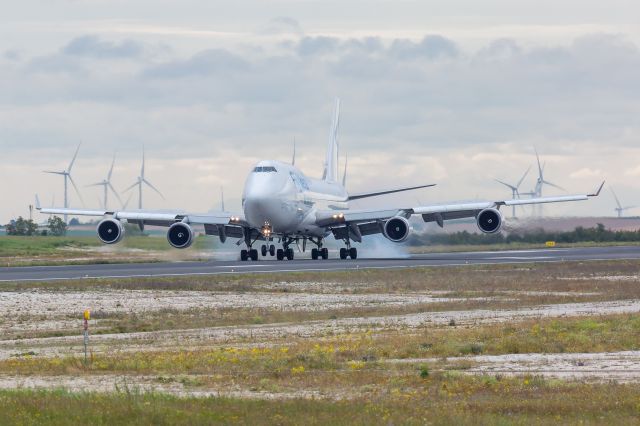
[
  {"left": 269, "top": 245, "right": 276, "bottom": 256},
  {"left": 311, "top": 248, "right": 318, "bottom": 260},
  {"left": 250, "top": 249, "right": 259, "bottom": 261},
  {"left": 339, "top": 248, "right": 347, "bottom": 260},
  {"left": 261, "top": 245, "right": 267, "bottom": 257},
  {"left": 240, "top": 249, "right": 248, "bottom": 261},
  {"left": 286, "top": 248, "right": 294, "bottom": 260},
  {"left": 321, "top": 248, "right": 329, "bottom": 260},
  {"left": 349, "top": 247, "right": 358, "bottom": 260},
  {"left": 276, "top": 249, "right": 284, "bottom": 261}
]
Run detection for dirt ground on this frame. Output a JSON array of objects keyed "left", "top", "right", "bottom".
[{"left": 1, "top": 261, "right": 640, "bottom": 399}]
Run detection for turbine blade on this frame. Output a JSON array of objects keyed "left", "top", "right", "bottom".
[
  {"left": 516, "top": 166, "right": 531, "bottom": 189},
  {"left": 108, "top": 183, "right": 123, "bottom": 205},
  {"left": 142, "top": 178, "right": 165, "bottom": 199},
  {"left": 543, "top": 180, "right": 565, "bottom": 191},
  {"left": 68, "top": 142, "right": 81, "bottom": 172},
  {"left": 123, "top": 181, "right": 139, "bottom": 192},
  {"left": 534, "top": 147, "right": 543, "bottom": 177},
  {"left": 141, "top": 145, "right": 145, "bottom": 178},
  {"left": 122, "top": 193, "right": 132, "bottom": 210},
  {"left": 610, "top": 187, "right": 622, "bottom": 209},
  {"left": 43, "top": 170, "right": 65, "bottom": 175},
  {"left": 107, "top": 153, "right": 116, "bottom": 181},
  {"left": 85, "top": 182, "right": 105, "bottom": 187},
  {"left": 68, "top": 174, "right": 85, "bottom": 205},
  {"left": 495, "top": 179, "right": 516, "bottom": 191}
]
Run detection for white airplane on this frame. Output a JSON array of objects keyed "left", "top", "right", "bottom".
[{"left": 38, "top": 99, "right": 604, "bottom": 261}]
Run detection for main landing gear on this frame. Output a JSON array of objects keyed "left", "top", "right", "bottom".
[
  {"left": 339, "top": 238, "right": 358, "bottom": 260},
  {"left": 276, "top": 236, "right": 295, "bottom": 260},
  {"left": 240, "top": 248, "right": 258, "bottom": 261}
]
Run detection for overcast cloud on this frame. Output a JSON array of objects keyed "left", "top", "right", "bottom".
[{"left": 1, "top": 0, "right": 639, "bottom": 222}]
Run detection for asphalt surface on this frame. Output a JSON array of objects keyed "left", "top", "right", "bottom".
[{"left": 1, "top": 245, "right": 639, "bottom": 282}]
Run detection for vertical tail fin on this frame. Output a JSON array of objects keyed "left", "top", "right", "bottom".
[{"left": 322, "top": 98, "right": 340, "bottom": 182}]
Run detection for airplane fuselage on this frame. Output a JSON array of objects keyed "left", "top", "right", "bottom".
[{"left": 242, "top": 160, "right": 348, "bottom": 238}]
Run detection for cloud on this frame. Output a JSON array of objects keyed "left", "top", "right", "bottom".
[
  {"left": 1, "top": 31, "right": 639, "bottom": 221},
  {"left": 570, "top": 168, "right": 604, "bottom": 179},
  {"left": 389, "top": 35, "right": 459, "bottom": 60},
  {"left": 62, "top": 35, "right": 143, "bottom": 58},
  {"left": 143, "top": 48, "right": 250, "bottom": 78},
  {"left": 259, "top": 17, "right": 304, "bottom": 36},
  {"left": 625, "top": 165, "right": 640, "bottom": 177}
]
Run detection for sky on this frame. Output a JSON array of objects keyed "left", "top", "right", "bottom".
[{"left": 1, "top": 0, "right": 639, "bottom": 223}]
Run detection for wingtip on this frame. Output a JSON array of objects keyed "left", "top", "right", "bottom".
[{"left": 589, "top": 180, "right": 605, "bottom": 197}]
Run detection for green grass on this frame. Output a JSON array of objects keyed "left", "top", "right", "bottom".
[
  {"left": 4, "top": 315, "right": 640, "bottom": 376},
  {"left": 0, "top": 236, "right": 100, "bottom": 256},
  {"left": 0, "top": 235, "right": 221, "bottom": 266},
  {"left": 2, "top": 377, "right": 640, "bottom": 425},
  {"left": 410, "top": 240, "right": 640, "bottom": 253}
]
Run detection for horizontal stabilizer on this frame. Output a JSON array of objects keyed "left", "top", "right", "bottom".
[{"left": 348, "top": 184, "right": 436, "bottom": 201}]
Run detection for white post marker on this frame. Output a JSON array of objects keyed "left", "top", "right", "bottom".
[{"left": 83, "top": 309, "right": 90, "bottom": 365}]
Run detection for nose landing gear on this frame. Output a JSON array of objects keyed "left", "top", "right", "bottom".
[{"left": 260, "top": 241, "right": 276, "bottom": 257}]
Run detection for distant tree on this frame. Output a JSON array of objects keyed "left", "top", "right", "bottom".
[
  {"left": 124, "top": 223, "right": 147, "bottom": 237},
  {"left": 4, "top": 216, "right": 38, "bottom": 236},
  {"left": 47, "top": 216, "right": 67, "bottom": 236},
  {"left": 69, "top": 218, "right": 80, "bottom": 226}
]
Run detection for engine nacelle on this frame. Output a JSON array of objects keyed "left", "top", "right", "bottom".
[
  {"left": 383, "top": 216, "right": 411, "bottom": 242},
  {"left": 477, "top": 208, "right": 503, "bottom": 234},
  {"left": 167, "top": 222, "right": 194, "bottom": 249},
  {"left": 96, "top": 218, "right": 125, "bottom": 244}
]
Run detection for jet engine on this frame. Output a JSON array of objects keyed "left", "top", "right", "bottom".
[
  {"left": 383, "top": 216, "right": 411, "bottom": 242},
  {"left": 97, "top": 218, "right": 125, "bottom": 244},
  {"left": 476, "top": 208, "right": 503, "bottom": 234},
  {"left": 167, "top": 222, "right": 194, "bottom": 249}
]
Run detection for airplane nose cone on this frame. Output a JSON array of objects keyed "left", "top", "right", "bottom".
[{"left": 243, "top": 171, "right": 296, "bottom": 231}]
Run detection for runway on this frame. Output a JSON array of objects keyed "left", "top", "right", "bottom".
[{"left": 1, "top": 245, "right": 639, "bottom": 282}]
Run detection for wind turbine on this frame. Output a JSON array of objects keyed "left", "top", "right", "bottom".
[
  {"left": 124, "top": 147, "right": 164, "bottom": 209},
  {"left": 42, "top": 143, "right": 84, "bottom": 223},
  {"left": 495, "top": 166, "right": 531, "bottom": 218},
  {"left": 87, "top": 153, "right": 122, "bottom": 210},
  {"left": 611, "top": 187, "right": 637, "bottom": 218},
  {"left": 532, "top": 148, "right": 565, "bottom": 216}
]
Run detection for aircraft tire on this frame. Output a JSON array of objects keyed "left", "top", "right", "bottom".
[
  {"left": 321, "top": 248, "right": 329, "bottom": 260},
  {"left": 286, "top": 248, "right": 294, "bottom": 260},
  {"left": 250, "top": 249, "right": 259, "bottom": 261},
  {"left": 339, "top": 248, "right": 347, "bottom": 260},
  {"left": 349, "top": 247, "right": 357, "bottom": 259},
  {"left": 311, "top": 248, "right": 318, "bottom": 260},
  {"left": 261, "top": 245, "right": 267, "bottom": 257},
  {"left": 269, "top": 245, "right": 276, "bottom": 256},
  {"left": 240, "top": 250, "right": 248, "bottom": 261},
  {"left": 276, "top": 249, "right": 284, "bottom": 260}
]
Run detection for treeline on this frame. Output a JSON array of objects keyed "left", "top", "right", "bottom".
[
  {"left": 4, "top": 216, "right": 67, "bottom": 236},
  {"left": 407, "top": 224, "right": 640, "bottom": 246}
]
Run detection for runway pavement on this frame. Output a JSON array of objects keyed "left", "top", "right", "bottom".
[{"left": 1, "top": 245, "right": 639, "bottom": 282}]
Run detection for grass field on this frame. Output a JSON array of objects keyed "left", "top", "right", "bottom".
[
  {"left": 1, "top": 260, "right": 640, "bottom": 424},
  {"left": 0, "top": 235, "right": 220, "bottom": 266},
  {"left": 2, "top": 234, "right": 639, "bottom": 266}
]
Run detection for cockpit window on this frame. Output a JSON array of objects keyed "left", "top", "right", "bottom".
[{"left": 253, "top": 166, "right": 277, "bottom": 173}]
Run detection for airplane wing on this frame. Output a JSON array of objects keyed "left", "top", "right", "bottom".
[
  {"left": 316, "top": 182, "right": 604, "bottom": 242},
  {"left": 37, "top": 206, "right": 250, "bottom": 241}
]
